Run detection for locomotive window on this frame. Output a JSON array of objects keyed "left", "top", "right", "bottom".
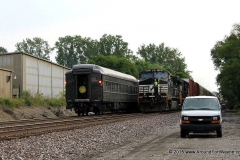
[
  {"left": 140, "top": 72, "right": 153, "bottom": 79},
  {"left": 155, "top": 72, "right": 168, "bottom": 79}
]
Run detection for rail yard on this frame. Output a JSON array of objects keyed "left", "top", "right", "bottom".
[
  {"left": 0, "top": 110, "right": 239, "bottom": 159},
  {"left": 0, "top": 54, "right": 237, "bottom": 159},
  {"left": 0, "top": 113, "right": 164, "bottom": 141}
]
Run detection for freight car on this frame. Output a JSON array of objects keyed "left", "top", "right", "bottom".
[
  {"left": 182, "top": 78, "right": 214, "bottom": 96},
  {"left": 138, "top": 69, "right": 214, "bottom": 113},
  {"left": 65, "top": 64, "right": 139, "bottom": 116}
]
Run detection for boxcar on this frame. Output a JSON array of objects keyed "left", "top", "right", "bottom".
[{"left": 65, "top": 64, "right": 139, "bottom": 115}]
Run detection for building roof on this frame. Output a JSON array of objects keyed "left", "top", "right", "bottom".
[{"left": 0, "top": 52, "right": 70, "bottom": 70}]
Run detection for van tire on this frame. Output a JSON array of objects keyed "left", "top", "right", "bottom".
[
  {"left": 181, "top": 130, "right": 188, "bottom": 138},
  {"left": 217, "top": 129, "right": 222, "bottom": 138}
]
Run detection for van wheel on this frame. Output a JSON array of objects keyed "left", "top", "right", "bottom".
[
  {"left": 181, "top": 130, "right": 188, "bottom": 138},
  {"left": 217, "top": 129, "right": 222, "bottom": 138}
]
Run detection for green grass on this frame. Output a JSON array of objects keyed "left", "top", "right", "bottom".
[{"left": 0, "top": 91, "right": 66, "bottom": 108}]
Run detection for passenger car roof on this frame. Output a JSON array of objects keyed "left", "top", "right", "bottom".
[{"left": 185, "top": 96, "right": 217, "bottom": 99}]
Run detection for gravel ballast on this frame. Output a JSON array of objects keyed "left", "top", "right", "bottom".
[
  {"left": 1, "top": 111, "right": 240, "bottom": 160},
  {"left": 0, "top": 113, "right": 179, "bottom": 159}
]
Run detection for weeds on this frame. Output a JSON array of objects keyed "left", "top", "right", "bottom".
[{"left": 0, "top": 91, "right": 66, "bottom": 108}]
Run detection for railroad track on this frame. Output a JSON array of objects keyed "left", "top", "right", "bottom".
[{"left": 0, "top": 110, "right": 179, "bottom": 141}]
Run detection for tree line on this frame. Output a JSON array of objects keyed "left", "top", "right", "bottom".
[
  {"left": 2, "top": 24, "right": 240, "bottom": 109},
  {"left": 0, "top": 34, "right": 190, "bottom": 79},
  {"left": 211, "top": 23, "right": 240, "bottom": 109}
]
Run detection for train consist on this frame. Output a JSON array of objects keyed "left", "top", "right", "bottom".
[
  {"left": 138, "top": 69, "right": 214, "bottom": 112},
  {"left": 65, "top": 65, "right": 214, "bottom": 115},
  {"left": 65, "top": 64, "right": 139, "bottom": 115}
]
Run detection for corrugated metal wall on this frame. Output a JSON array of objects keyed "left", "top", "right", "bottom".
[
  {"left": 0, "top": 68, "right": 12, "bottom": 98},
  {"left": 23, "top": 53, "right": 70, "bottom": 98},
  {"left": 0, "top": 52, "right": 70, "bottom": 98}
]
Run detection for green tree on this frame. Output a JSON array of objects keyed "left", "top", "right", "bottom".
[
  {"left": 0, "top": 46, "right": 8, "bottom": 54},
  {"left": 15, "top": 37, "right": 53, "bottom": 60},
  {"left": 211, "top": 23, "right": 240, "bottom": 108},
  {"left": 55, "top": 35, "right": 98, "bottom": 68},
  {"left": 88, "top": 54, "right": 138, "bottom": 78},
  {"left": 137, "top": 43, "right": 190, "bottom": 77},
  {"left": 98, "top": 34, "right": 136, "bottom": 61},
  {"left": 135, "top": 60, "right": 152, "bottom": 75}
]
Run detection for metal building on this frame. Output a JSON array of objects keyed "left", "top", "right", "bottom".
[
  {"left": 0, "top": 52, "right": 70, "bottom": 98},
  {"left": 0, "top": 68, "right": 12, "bottom": 98}
]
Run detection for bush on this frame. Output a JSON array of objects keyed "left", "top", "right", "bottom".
[
  {"left": 10, "top": 98, "right": 23, "bottom": 107},
  {"left": 21, "top": 91, "right": 33, "bottom": 106},
  {"left": 0, "top": 91, "right": 66, "bottom": 108},
  {"left": 0, "top": 98, "right": 12, "bottom": 106}
]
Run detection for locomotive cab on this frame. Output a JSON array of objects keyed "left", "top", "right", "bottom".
[{"left": 138, "top": 69, "right": 186, "bottom": 112}]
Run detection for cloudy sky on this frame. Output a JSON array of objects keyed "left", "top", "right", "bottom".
[{"left": 1, "top": 0, "right": 240, "bottom": 92}]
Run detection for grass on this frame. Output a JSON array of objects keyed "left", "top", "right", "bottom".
[{"left": 0, "top": 91, "right": 66, "bottom": 109}]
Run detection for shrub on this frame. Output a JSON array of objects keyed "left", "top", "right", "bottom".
[
  {"left": 48, "top": 97, "right": 66, "bottom": 107},
  {"left": 0, "top": 91, "right": 66, "bottom": 108},
  {"left": 10, "top": 98, "right": 23, "bottom": 107}
]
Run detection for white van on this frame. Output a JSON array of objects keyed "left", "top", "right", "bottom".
[{"left": 180, "top": 96, "right": 222, "bottom": 138}]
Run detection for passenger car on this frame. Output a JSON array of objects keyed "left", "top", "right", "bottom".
[
  {"left": 180, "top": 96, "right": 222, "bottom": 138},
  {"left": 65, "top": 64, "right": 139, "bottom": 116}
]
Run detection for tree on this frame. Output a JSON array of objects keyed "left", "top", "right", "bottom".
[
  {"left": 15, "top": 37, "right": 53, "bottom": 60},
  {"left": 137, "top": 43, "right": 190, "bottom": 78},
  {"left": 88, "top": 54, "right": 138, "bottom": 78},
  {"left": 135, "top": 60, "right": 152, "bottom": 74},
  {"left": 0, "top": 46, "right": 8, "bottom": 54},
  {"left": 55, "top": 35, "right": 98, "bottom": 68},
  {"left": 98, "top": 34, "right": 136, "bottom": 60},
  {"left": 211, "top": 23, "right": 240, "bottom": 108}
]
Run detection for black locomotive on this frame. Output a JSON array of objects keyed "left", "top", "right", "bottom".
[
  {"left": 138, "top": 69, "right": 214, "bottom": 113},
  {"left": 65, "top": 64, "right": 139, "bottom": 115},
  {"left": 138, "top": 69, "right": 188, "bottom": 112}
]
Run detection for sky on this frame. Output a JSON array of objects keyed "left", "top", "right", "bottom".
[{"left": 1, "top": 0, "right": 240, "bottom": 92}]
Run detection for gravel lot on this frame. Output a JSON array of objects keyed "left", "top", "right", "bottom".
[{"left": 0, "top": 110, "right": 239, "bottom": 160}]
